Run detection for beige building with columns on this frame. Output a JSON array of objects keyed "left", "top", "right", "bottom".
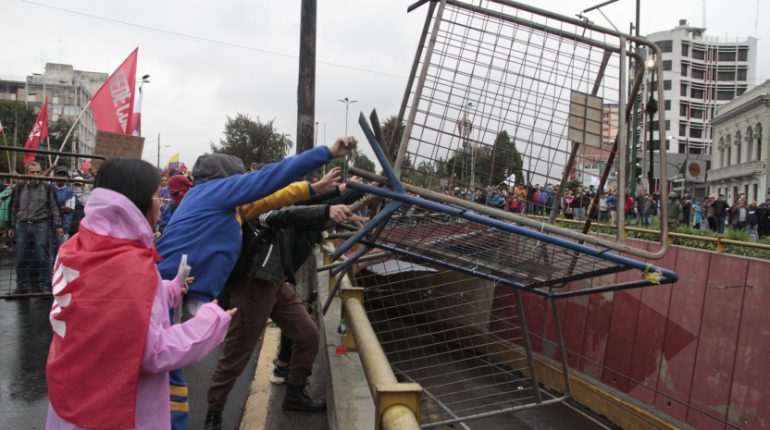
[{"left": 708, "top": 80, "right": 769, "bottom": 203}]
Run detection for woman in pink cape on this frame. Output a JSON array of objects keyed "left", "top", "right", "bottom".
[{"left": 46, "top": 158, "right": 235, "bottom": 430}]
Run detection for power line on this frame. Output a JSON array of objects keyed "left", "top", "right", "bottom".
[{"left": 13, "top": 0, "right": 407, "bottom": 80}]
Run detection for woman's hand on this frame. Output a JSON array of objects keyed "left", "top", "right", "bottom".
[{"left": 212, "top": 300, "right": 238, "bottom": 317}]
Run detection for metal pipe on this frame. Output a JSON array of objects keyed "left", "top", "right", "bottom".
[
  {"left": 550, "top": 297, "right": 573, "bottom": 397},
  {"left": 344, "top": 181, "right": 679, "bottom": 285},
  {"left": 344, "top": 292, "right": 399, "bottom": 397},
  {"left": 381, "top": 405, "right": 421, "bottom": 430},
  {"left": 617, "top": 37, "right": 627, "bottom": 243},
  {"left": 348, "top": 167, "right": 671, "bottom": 261},
  {"left": 394, "top": 0, "right": 447, "bottom": 175}
]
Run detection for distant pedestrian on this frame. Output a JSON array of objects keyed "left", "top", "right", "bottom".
[
  {"left": 667, "top": 192, "right": 682, "bottom": 229},
  {"left": 712, "top": 195, "right": 728, "bottom": 234},
  {"left": 693, "top": 201, "right": 703, "bottom": 230},
  {"left": 8, "top": 162, "right": 62, "bottom": 294}
]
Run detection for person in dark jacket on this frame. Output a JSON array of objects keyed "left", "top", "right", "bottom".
[
  {"left": 204, "top": 189, "right": 363, "bottom": 429},
  {"left": 712, "top": 194, "right": 729, "bottom": 234}
]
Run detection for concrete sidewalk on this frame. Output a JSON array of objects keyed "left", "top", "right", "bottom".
[{"left": 239, "top": 321, "right": 328, "bottom": 430}]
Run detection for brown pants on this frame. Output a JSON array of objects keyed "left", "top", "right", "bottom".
[{"left": 206, "top": 279, "right": 319, "bottom": 411}]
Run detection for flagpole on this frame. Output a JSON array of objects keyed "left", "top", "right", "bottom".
[
  {"left": 46, "top": 136, "right": 53, "bottom": 168},
  {"left": 51, "top": 99, "right": 91, "bottom": 167},
  {"left": 1, "top": 130, "right": 12, "bottom": 174}
]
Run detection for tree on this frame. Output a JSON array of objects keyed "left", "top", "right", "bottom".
[
  {"left": 0, "top": 101, "right": 37, "bottom": 172},
  {"left": 211, "top": 114, "right": 292, "bottom": 165},
  {"left": 381, "top": 115, "right": 405, "bottom": 163},
  {"left": 487, "top": 130, "right": 524, "bottom": 187}
]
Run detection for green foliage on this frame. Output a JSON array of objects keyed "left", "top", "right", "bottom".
[
  {"left": 212, "top": 114, "right": 292, "bottom": 165},
  {"left": 381, "top": 115, "right": 405, "bottom": 163},
  {"left": 0, "top": 100, "right": 37, "bottom": 172}
]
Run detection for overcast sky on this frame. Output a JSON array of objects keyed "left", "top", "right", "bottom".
[{"left": 1, "top": 0, "right": 767, "bottom": 169}]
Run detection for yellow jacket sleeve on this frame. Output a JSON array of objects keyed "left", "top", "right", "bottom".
[{"left": 238, "top": 181, "right": 311, "bottom": 222}]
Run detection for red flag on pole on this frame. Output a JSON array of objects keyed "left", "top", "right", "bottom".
[
  {"left": 90, "top": 48, "right": 138, "bottom": 134},
  {"left": 23, "top": 99, "right": 49, "bottom": 163}
]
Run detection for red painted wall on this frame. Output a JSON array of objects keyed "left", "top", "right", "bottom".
[{"left": 497, "top": 239, "right": 770, "bottom": 430}]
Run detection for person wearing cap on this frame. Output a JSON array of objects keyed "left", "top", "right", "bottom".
[
  {"left": 7, "top": 161, "right": 63, "bottom": 294},
  {"left": 667, "top": 192, "right": 683, "bottom": 229},
  {"left": 67, "top": 176, "right": 89, "bottom": 236},
  {"left": 155, "top": 137, "right": 355, "bottom": 430},
  {"left": 51, "top": 165, "right": 75, "bottom": 246}
]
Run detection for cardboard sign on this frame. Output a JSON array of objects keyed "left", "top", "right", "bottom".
[{"left": 91, "top": 131, "right": 145, "bottom": 169}]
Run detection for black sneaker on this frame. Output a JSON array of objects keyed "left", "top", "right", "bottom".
[
  {"left": 204, "top": 410, "right": 222, "bottom": 430},
  {"left": 282, "top": 383, "right": 326, "bottom": 412},
  {"left": 270, "top": 364, "right": 289, "bottom": 385}
]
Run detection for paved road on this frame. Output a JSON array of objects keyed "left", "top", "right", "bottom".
[{"left": 0, "top": 298, "right": 259, "bottom": 430}]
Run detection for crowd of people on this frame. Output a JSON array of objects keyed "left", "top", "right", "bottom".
[
  {"left": 445, "top": 182, "right": 770, "bottom": 239},
  {"left": 3, "top": 136, "right": 360, "bottom": 430}
]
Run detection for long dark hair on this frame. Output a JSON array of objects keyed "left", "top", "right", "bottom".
[{"left": 94, "top": 158, "right": 162, "bottom": 216}]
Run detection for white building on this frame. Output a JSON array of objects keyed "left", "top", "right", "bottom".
[
  {"left": 645, "top": 19, "right": 757, "bottom": 157},
  {"left": 0, "top": 63, "right": 107, "bottom": 160},
  {"left": 708, "top": 80, "right": 769, "bottom": 203}
]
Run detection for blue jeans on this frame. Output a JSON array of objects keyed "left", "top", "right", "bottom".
[{"left": 15, "top": 221, "right": 52, "bottom": 291}]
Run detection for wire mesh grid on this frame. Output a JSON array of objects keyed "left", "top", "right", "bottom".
[
  {"left": 355, "top": 254, "right": 549, "bottom": 427},
  {"left": 0, "top": 170, "right": 92, "bottom": 299},
  {"left": 368, "top": 203, "right": 627, "bottom": 292},
  {"left": 397, "top": 0, "right": 632, "bottom": 220}
]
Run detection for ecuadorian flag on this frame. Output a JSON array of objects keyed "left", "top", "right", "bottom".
[{"left": 166, "top": 153, "right": 180, "bottom": 171}]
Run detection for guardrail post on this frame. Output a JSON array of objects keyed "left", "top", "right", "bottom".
[
  {"left": 376, "top": 383, "right": 422, "bottom": 430},
  {"left": 341, "top": 286, "right": 365, "bottom": 351},
  {"left": 716, "top": 237, "right": 725, "bottom": 254}
]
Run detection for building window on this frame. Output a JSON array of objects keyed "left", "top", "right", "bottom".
[
  {"left": 679, "top": 123, "right": 687, "bottom": 137},
  {"left": 737, "top": 69, "right": 747, "bottom": 81},
  {"left": 663, "top": 60, "right": 672, "bottom": 71},
  {"left": 664, "top": 80, "right": 672, "bottom": 90},
  {"left": 691, "top": 108, "right": 703, "bottom": 119},
  {"left": 664, "top": 99, "right": 671, "bottom": 111},
  {"left": 680, "top": 103, "right": 688, "bottom": 116},
  {"left": 692, "top": 68, "right": 704, "bottom": 79},
  {"left": 691, "top": 88, "right": 704, "bottom": 99},
  {"left": 756, "top": 123, "right": 763, "bottom": 160},
  {"left": 718, "top": 51, "right": 736, "bottom": 61},
  {"left": 690, "top": 128, "right": 702, "bottom": 138},
  {"left": 680, "top": 83, "right": 688, "bottom": 96},
  {"left": 693, "top": 49, "right": 705, "bottom": 60},
  {"left": 717, "top": 70, "right": 735, "bottom": 81},
  {"left": 735, "top": 131, "right": 742, "bottom": 163},
  {"left": 656, "top": 40, "right": 673, "bottom": 53},
  {"left": 681, "top": 43, "right": 689, "bottom": 57},
  {"left": 738, "top": 48, "right": 749, "bottom": 61},
  {"left": 717, "top": 90, "right": 734, "bottom": 100},
  {"left": 726, "top": 136, "right": 732, "bottom": 165},
  {"left": 681, "top": 63, "right": 689, "bottom": 77}
]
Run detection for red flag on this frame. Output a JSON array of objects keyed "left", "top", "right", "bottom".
[
  {"left": 46, "top": 226, "right": 158, "bottom": 429},
  {"left": 90, "top": 48, "right": 138, "bottom": 134},
  {"left": 23, "top": 99, "right": 49, "bottom": 163}
]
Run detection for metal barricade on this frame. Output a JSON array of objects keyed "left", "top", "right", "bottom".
[{"left": 0, "top": 145, "right": 103, "bottom": 300}]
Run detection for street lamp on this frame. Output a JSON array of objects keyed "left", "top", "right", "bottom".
[
  {"left": 157, "top": 133, "right": 170, "bottom": 169},
  {"left": 338, "top": 97, "right": 357, "bottom": 135}
]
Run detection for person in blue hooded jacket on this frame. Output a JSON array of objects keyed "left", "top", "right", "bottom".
[{"left": 156, "top": 137, "right": 355, "bottom": 429}]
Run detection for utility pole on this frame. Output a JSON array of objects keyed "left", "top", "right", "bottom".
[
  {"left": 296, "top": 0, "right": 316, "bottom": 155},
  {"left": 646, "top": 73, "right": 658, "bottom": 194},
  {"left": 295, "top": 0, "right": 319, "bottom": 304}
]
